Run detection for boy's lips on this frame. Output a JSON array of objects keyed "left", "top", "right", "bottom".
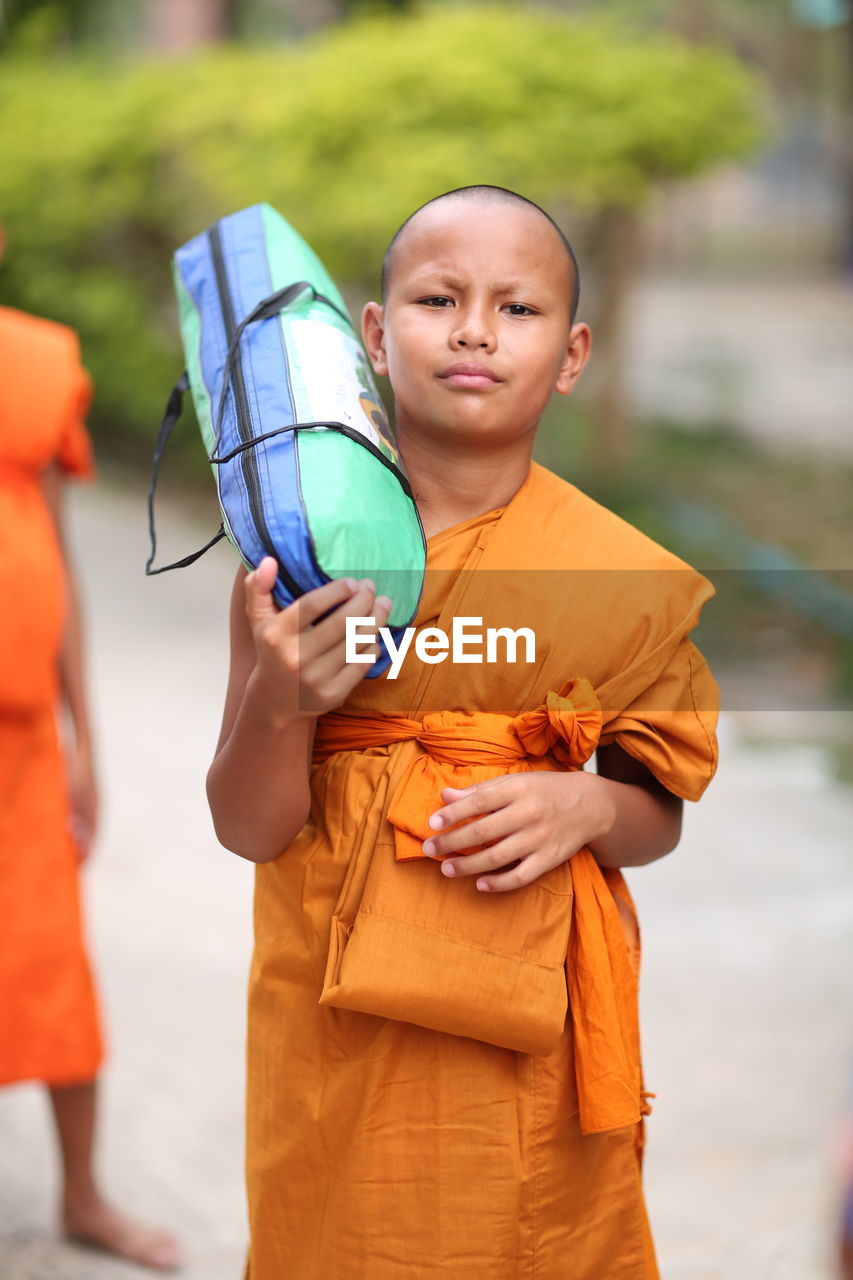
[{"left": 439, "top": 362, "right": 503, "bottom": 388}]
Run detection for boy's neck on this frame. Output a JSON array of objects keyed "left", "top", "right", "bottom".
[{"left": 396, "top": 431, "right": 532, "bottom": 541}]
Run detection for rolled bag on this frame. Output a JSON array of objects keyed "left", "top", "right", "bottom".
[{"left": 151, "top": 203, "right": 426, "bottom": 677}]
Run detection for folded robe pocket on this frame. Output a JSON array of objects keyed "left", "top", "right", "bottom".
[
  {"left": 319, "top": 844, "right": 573, "bottom": 1057},
  {"left": 316, "top": 686, "right": 601, "bottom": 1057}
]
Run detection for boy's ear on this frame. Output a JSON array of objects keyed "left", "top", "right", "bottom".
[
  {"left": 555, "top": 322, "right": 592, "bottom": 397},
  {"left": 361, "top": 301, "right": 388, "bottom": 377}
]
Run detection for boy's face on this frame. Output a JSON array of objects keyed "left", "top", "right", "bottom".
[{"left": 362, "top": 199, "right": 589, "bottom": 452}]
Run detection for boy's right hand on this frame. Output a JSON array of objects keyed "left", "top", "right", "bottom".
[{"left": 243, "top": 556, "right": 392, "bottom": 720}]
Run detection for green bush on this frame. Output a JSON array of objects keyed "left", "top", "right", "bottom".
[{"left": 0, "top": 4, "right": 762, "bottom": 456}]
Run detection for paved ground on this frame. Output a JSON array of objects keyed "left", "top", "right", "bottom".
[{"left": 1, "top": 476, "right": 851, "bottom": 1279}]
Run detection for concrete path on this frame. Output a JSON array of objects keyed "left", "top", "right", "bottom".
[{"left": 1, "top": 476, "right": 851, "bottom": 1279}]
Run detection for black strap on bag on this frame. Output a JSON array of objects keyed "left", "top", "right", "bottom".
[
  {"left": 208, "top": 280, "right": 350, "bottom": 461},
  {"left": 145, "top": 372, "right": 226, "bottom": 576},
  {"left": 145, "top": 282, "right": 350, "bottom": 577}
]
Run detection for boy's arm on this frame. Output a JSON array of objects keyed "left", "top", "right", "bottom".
[
  {"left": 206, "top": 558, "right": 390, "bottom": 863},
  {"left": 41, "top": 462, "right": 98, "bottom": 860},
  {"left": 206, "top": 565, "right": 316, "bottom": 862},
  {"left": 587, "top": 743, "right": 683, "bottom": 869}
]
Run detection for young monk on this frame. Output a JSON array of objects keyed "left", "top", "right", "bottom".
[
  {"left": 0, "top": 242, "right": 183, "bottom": 1270},
  {"left": 207, "top": 184, "right": 719, "bottom": 1279}
]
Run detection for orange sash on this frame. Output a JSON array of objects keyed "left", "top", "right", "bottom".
[{"left": 314, "top": 677, "right": 643, "bottom": 1135}]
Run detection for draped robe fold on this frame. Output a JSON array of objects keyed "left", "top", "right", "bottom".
[
  {"left": 245, "top": 461, "right": 718, "bottom": 1280},
  {"left": 0, "top": 306, "right": 103, "bottom": 1086}
]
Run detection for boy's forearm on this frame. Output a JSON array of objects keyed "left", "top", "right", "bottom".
[
  {"left": 207, "top": 676, "right": 316, "bottom": 863},
  {"left": 585, "top": 774, "right": 682, "bottom": 869}
]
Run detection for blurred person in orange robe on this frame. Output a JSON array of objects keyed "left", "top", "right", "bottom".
[
  {"left": 0, "top": 229, "right": 183, "bottom": 1271},
  {"left": 207, "top": 186, "right": 720, "bottom": 1278}
]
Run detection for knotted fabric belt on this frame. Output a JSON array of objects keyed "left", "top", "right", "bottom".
[{"left": 313, "top": 678, "right": 643, "bottom": 1134}]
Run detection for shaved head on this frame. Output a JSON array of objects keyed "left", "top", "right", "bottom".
[{"left": 381, "top": 185, "right": 580, "bottom": 322}]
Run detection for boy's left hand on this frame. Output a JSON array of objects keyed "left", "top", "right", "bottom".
[{"left": 423, "top": 771, "right": 613, "bottom": 893}]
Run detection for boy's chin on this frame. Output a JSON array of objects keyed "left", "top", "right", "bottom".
[
  {"left": 428, "top": 417, "right": 535, "bottom": 449},
  {"left": 396, "top": 397, "right": 539, "bottom": 446}
]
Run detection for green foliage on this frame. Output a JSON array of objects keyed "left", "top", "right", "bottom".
[
  {"left": 0, "top": 0, "right": 109, "bottom": 51},
  {"left": 0, "top": 3, "right": 763, "bottom": 452}
]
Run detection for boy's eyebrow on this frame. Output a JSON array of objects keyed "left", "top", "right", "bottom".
[
  {"left": 409, "top": 271, "right": 466, "bottom": 290},
  {"left": 410, "top": 272, "right": 540, "bottom": 296},
  {"left": 490, "top": 280, "right": 533, "bottom": 296}
]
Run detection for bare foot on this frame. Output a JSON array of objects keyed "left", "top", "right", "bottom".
[{"left": 63, "top": 1192, "right": 185, "bottom": 1271}]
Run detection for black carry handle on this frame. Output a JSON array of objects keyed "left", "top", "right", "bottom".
[
  {"left": 146, "top": 282, "right": 349, "bottom": 575},
  {"left": 208, "top": 280, "right": 351, "bottom": 461},
  {"left": 145, "top": 371, "right": 227, "bottom": 576}
]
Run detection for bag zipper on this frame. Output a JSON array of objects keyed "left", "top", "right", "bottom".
[{"left": 208, "top": 223, "right": 303, "bottom": 599}]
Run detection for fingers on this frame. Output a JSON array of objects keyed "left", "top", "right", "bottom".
[
  {"left": 322, "top": 588, "right": 393, "bottom": 666},
  {"left": 422, "top": 800, "right": 517, "bottom": 860},
  {"left": 426, "top": 825, "right": 527, "bottom": 876},
  {"left": 422, "top": 773, "right": 581, "bottom": 893},
  {"left": 295, "top": 575, "right": 364, "bottom": 631},
  {"left": 246, "top": 561, "right": 392, "bottom": 649},
  {"left": 287, "top": 581, "right": 394, "bottom": 713},
  {"left": 471, "top": 853, "right": 548, "bottom": 894},
  {"left": 425, "top": 776, "right": 519, "bottom": 840},
  {"left": 304, "top": 589, "right": 393, "bottom": 702},
  {"left": 245, "top": 562, "right": 394, "bottom": 665},
  {"left": 246, "top": 558, "right": 363, "bottom": 631},
  {"left": 304, "top": 578, "right": 391, "bottom": 658},
  {"left": 244, "top": 556, "right": 285, "bottom": 626},
  {"left": 243, "top": 558, "right": 396, "bottom": 715},
  {"left": 432, "top": 833, "right": 554, "bottom": 894}
]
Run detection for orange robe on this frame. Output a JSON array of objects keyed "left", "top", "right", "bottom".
[
  {"left": 0, "top": 305, "right": 103, "bottom": 1086},
  {"left": 245, "top": 462, "right": 719, "bottom": 1279}
]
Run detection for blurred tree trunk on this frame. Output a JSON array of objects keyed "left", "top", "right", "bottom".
[
  {"left": 343, "top": 0, "right": 414, "bottom": 10},
  {"left": 671, "top": 0, "right": 713, "bottom": 42},
  {"left": 583, "top": 204, "right": 643, "bottom": 476},
  {"left": 572, "top": 0, "right": 708, "bottom": 484},
  {"left": 145, "top": 0, "right": 240, "bottom": 50},
  {"left": 279, "top": 0, "right": 347, "bottom": 35},
  {"left": 842, "top": 17, "right": 853, "bottom": 269}
]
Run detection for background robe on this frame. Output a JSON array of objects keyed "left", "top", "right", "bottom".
[
  {"left": 0, "top": 306, "right": 103, "bottom": 1086},
  {"left": 245, "top": 463, "right": 719, "bottom": 1280}
]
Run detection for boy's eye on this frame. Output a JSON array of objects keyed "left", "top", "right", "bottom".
[
  {"left": 505, "top": 303, "right": 536, "bottom": 316},
  {"left": 418, "top": 296, "right": 454, "bottom": 307}
]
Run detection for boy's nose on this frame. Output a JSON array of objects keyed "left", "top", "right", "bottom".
[{"left": 450, "top": 314, "right": 496, "bottom": 352}]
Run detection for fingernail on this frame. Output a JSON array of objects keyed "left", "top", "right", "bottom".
[
  {"left": 343, "top": 578, "right": 358, "bottom": 591},
  {"left": 441, "top": 862, "right": 455, "bottom": 877},
  {"left": 476, "top": 880, "right": 490, "bottom": 892},
  {"left": 423, "top": 839, "right": 436, "bottom": 856},
  {"left": 428, "top": 814, "right": 443, "bottom": 830},
  {"left": 361, "top": 579, "right": 376, "bottom": 592},
  {"left": 375, "top": 595, "right": 392, "bottom": 612}
]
